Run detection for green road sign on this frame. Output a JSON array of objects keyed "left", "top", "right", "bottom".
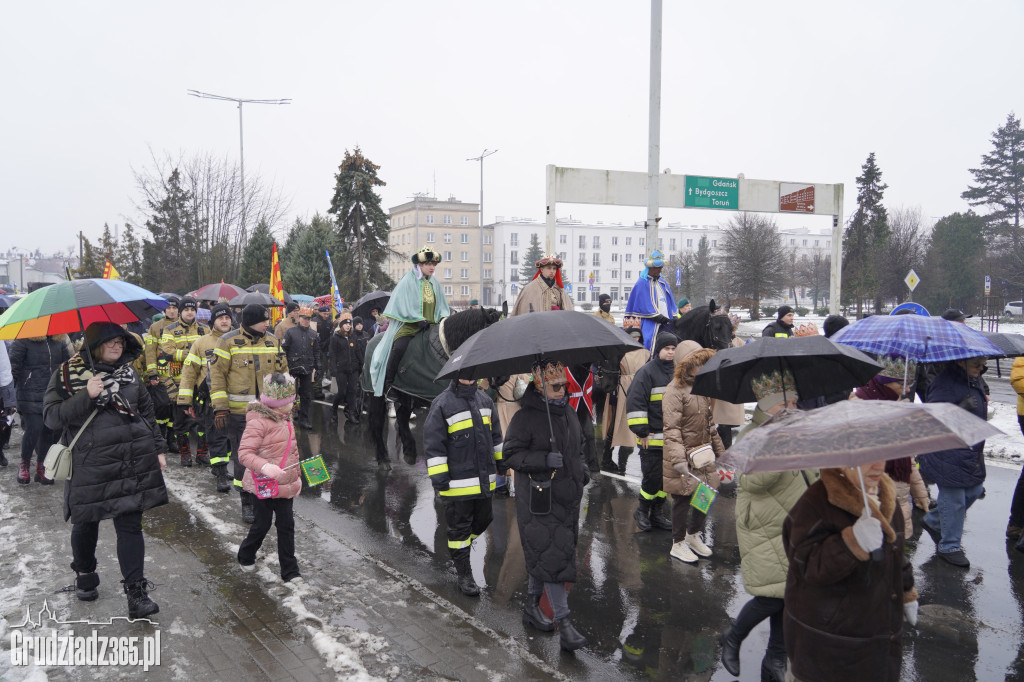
[{"left": 684, "top": 175, "right": 739, "bottom": 210}]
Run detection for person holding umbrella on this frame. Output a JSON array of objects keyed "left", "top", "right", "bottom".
[
  {"left": 43, "top": 322, "right": 168, "bottom": 619},
  {"left": 503, "top": 358, "right": 589, "bottom": 652}
]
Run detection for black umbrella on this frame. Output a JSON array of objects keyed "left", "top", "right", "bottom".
[
  {"left": 246, "top": 283, "right": 293, "bottom": 305},
  {"left": 435, "top": 310, "right": 642, "bottom": 381},
  {"left": 228, "top": 291, "right": 285, "bottom": 307},
  {"left": 350, "top": 290, "right": 391, "bottom": 321},
  {"left": 980, "top": 331, "right": 1024, "bottom": 357},
  {"left": 692, "top": 335, "right": 882, "bottom": 404}
]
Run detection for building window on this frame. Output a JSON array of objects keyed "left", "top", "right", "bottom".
[
  {"left": 625, "top": 253, "right": 632, "bottom": 262},
  {"left": 711, "top": 240, "right": 717, "bottom": 247},
  {"left": 578, "top": 253, "right": 587, "bottom": 266},
  {"left": 443, "top": 233, "right": 452, "bottom": 243},
  {"left": 658, "top": 238, "right": 663, "bottom": 248},
  {"left": 443, "top": 285, "right": 453, "bottom": 295},
  {"left": 483, "top": 252, "right": 492, "bottom": 263},
  {"left": 443, "top": 215, "right": 452, "bottom": 224},
  {"left": 802, "top": 239, "right": 808, "bottom": 246},
  {"left": 426, "top": 232, "right": 435, "bottom": 243},
  {"left": 578, "top": 269, "right": 586, "bottom": 282},
  {"left": 625, "top": 237, "right": 632, "bottom": 246},
  {"left": 639, "top": 238, "right": 645, "bottom": 247},
  {"left": 558, "top": 252, "right": 566, "bottom": 261},
  {"left": 460, "top": 216, "right": 469, "bottom": 225},
  {"left": 461, "top": 251, "right": 469, "bottom": 261},
  {"left": 593, "top": 271, "right": 600, "bottom": 282},
  {"left": 427, "top": 215, "right": 435, "bottom": 225},
  {"left": 592, "top": 236, "right": 600, "bottom": 248},
  {"left": 444, "top": 268, "right": 452, "bottom": 279},
  {"left": 483, "top": 234, "right": 492, "bottom": 245},
  {"left": 612, "top": 236, "right": 619, "bottom": 246},
  {"left": 510, "top": 233, "right": 519, "bottom": 246},
  {"left": 624, "top": 286, "right": 632, "bottom": 297},
  {"left": 461, "top": 285, "right": 470, "bottom": 296},
  {"left": 625, "top": 271, "right": 633, "bottom": 279},
  {"left": 670, "top": 239, "right": 676, "bottom": 250},
  {"left": 611, "top": 286, "right": 619, "bottom": 300},
  {"left": 814, "top": 239, "right": 819, "bottom": 246},
  {"left": 460, "top": 269, "right": 469, "bottom": 279},
  {"left": 510, "top": 270, "right": 519, "bottom": 282},
  {"left": 460, "top": 234, "right": 469, "bottom": 243},
  {"left": 560, "top": 234, "right": 567, "bottom": 244},
  {"left": 591, "top": 290, "right": 601, "bottom": 302},
  {"left": 592, "top": 253, "right": 601, "bottom": 266},
  {"left": 444, "top": 251, "right": 452, "bottom": 261},
  {"left": 611, "top": 269, "right": 618, "bottom": 279},
  {"left": 790, "top": 239, "right": 796, "bottom": 245},
  {"left": 686, "top": 238, "right": 693, "bottom": 247},
  {"left": 612, "top": 253, "right": 619, "bottom": 262},
  {"left": 510, "top": 250, "right": 519, "bottom": 265},
  {"left": 577, "top": 291, "right": 586, "bottom": 302},
  {"left": 579, "top": 235, "right": 586, "bottom": 249},
  {"left": 483, "top": 268, "right": 492, "bottom": 279}
]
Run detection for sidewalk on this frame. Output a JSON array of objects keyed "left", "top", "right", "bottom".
[{"left": 0, "top": 428, "right": 562, "bottom": 682}]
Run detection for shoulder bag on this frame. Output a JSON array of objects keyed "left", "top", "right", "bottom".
[{"left": 44, "top": 410, "right": 99, "bottom": 481}]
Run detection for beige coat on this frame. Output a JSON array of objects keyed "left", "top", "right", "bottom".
[
  {"left": 662, "top": 348, "right": 725, "bottom": 497},
  {"left": 510, "top": 276, "right": 574, "bottom": 316},
  {"left": 711, "top": 336, "right": 746, "bottom": 426},
  {"left": 602, "top": 347, "right": 649, "bottom": 448}
]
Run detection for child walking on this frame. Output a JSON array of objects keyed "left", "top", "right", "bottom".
[{"left": 237, "top": 372, "right": 303, "bottom": 582}]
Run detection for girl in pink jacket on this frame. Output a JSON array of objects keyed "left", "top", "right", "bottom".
[{"left": 237, "top": 373, "right": 303, "bottom": 582}]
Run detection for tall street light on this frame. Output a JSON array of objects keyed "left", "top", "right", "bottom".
[
  {"left": 187, "top": 89, "right": 290, "bottom": 244},
  {"left": 467, "top": 149, "right": 497, "bottom": 304}
]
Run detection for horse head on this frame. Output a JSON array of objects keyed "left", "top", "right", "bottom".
[
  {"left": 441, "top": 306, "right": 503, "bottom": 353},
  {"left": 673, "top": 299, "right": 733, "bottom": 350}
]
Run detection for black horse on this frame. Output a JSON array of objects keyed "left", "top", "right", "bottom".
[
  {"left": 361, "top": 306, "right": 504, "bottom": 469},
  {"left": 673, "top": 299, "right": 733, "bottom": 350}
]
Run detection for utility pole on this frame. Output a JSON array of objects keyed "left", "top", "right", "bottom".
[
  {"left": 645, "top": 0, "right": 663, "bottom": 252},
  {"left": 467, "top": 149, "right": 498, "bottom": 304}
]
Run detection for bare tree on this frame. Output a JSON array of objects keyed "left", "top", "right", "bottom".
[
  {"left": 720, "top": 213, "right": 787, "bottom": 320},
  {"left": 879, "top": 206, "right": 927, "bottom": 305},
  {"left": 796, "top": 250, "right": 831, "bottom": 312}
]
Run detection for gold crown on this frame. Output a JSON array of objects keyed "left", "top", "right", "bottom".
[{"left": 750, "top": 369, "right": 797, "bottom": 401}]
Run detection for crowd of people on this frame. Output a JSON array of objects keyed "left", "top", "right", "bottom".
[{"left": 0, "top": 246, "right": 1022, "bottom": 679}]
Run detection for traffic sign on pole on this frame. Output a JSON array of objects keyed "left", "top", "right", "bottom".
[
  {"left": 684, "top": 175, "right": 739, "bottom": 210},
  {"left": 904, "top": 269, "right": 920, "bottom": 292},
  {"left": 985, "top": 275, "right": 991, "bottom": 295},
  {"left": 675, "top": 266, "right": 681, "bottom": 286}
]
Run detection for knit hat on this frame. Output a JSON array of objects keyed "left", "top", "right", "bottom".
[
  {"left": 352, "top": 315, "right": 363, "bottom": 326},
  {"left": 598, "top": 293, "right": 611, "bottom": 304},
  {"left": 210, "top": 303, "right": 232, "bottom": 322},
  {"left": 179, "top": 296, "right": 198, "bottom": 311},
  {"left": 285, "top": 301, "right": 299, "bottom": 315},
  {"left": 823, "top": 314, "right": 849, "bottom": 338},
  {"left": 163, "top": 294, "right": 180, "bottom": 308},
  {"left": 469, "top": 299, "right": 479, "bottom": 306},
  {"left": 677, "top": 298, "right": 690, "bottom": 309},
  {"left": 654, "top": 331, "right": 679, "bottom": 356},
  {"left": 674, "top": 339, "right": 702, "bottom": 363},
  {"left": 241, "top": 304, "right": 270, "bottom": 327},
  {"left": 531, "top": 358, "right": 567, "bottom": 391},
  {"left": 776, "top": 305, "right": 794, "bottom": 320},
  {"left": 85, "top": 321, "right": 127, "bottom": 351},
  {"left": 751, "top": 369, "right": 798, "bottom": 411},
  {"left": 877, "top": 355, "right": 916, "bottom": 384},
  {"left": 260, "top": 372, "right": 296, "bottom": 408}
]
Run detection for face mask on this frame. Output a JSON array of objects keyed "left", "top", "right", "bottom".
[{"left": 600, "top": 302, "right": 611, "bottom": 312}]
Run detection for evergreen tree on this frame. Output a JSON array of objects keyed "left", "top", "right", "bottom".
[
  {"left": 519, "top": 233, "right": 545, "bottom": 281},
  {"left": 720, "top": 213, "right": 787, "bottom": 320},
  {"left": 115, "top": 223, "right": 144, "bottom": 285},
  {"left": 99, "top": 224, "right": 117, "bottom": 265},
  {"left": 918, "top": 212, "right": 987, "bottom": 314},
  {"left": 282, "top": 214, "right": 338, "bottom": 296},
  {"left": 842, "top": 152, "right": 889, "bottom": 315},
  {"left": 75, "top": 236, "right": 104, "bottom": 278},
  {"left": 327, "top": 148, "right": 394, "bottom": 296},
  {"left": 140, "top": 168, "right": 198, "bottom": 293},
  {"left": 238, "top": 220, "right": 276, "bottom": 288},
  {"left": 692, "top": 235, "right": 715, "bottom": 305}
]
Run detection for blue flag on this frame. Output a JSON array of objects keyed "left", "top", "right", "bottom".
[{"left": 325, "top": 250, "right": 344, "bottom": 317}]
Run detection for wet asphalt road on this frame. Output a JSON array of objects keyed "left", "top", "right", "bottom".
[{"left": 283, "top": 395, "right": 1024, "bottom": 682}]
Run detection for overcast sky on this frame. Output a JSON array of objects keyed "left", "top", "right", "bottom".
[{"left": 3, "top": 1, "right": 1021, "bottom": 255}]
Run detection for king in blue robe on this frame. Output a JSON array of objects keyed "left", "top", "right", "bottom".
[{"left": 624, "top": 250, "right": 676, "bottom": 352}]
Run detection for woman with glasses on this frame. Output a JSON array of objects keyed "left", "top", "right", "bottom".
[
  {"left": 44, "top": 322, "right": 168, "bottom": 619},
  {"left": 504, "top": 358, "right": 589, "bottom": 652}
]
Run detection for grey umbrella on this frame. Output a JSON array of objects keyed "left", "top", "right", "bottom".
[{"left": 228, "top": 291, "right": 285, "bottom": 307}]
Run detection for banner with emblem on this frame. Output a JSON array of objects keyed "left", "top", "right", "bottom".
[
  {"left": 325, "top": 249, "right": 344, "bottom": 320},
  {"left": 102, "top": 261, "right": 120, "bottom": 280},
  {"left": 270, "top": 242, "right": 284, "bottom": 325}
]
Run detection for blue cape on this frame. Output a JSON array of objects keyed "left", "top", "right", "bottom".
[{"left": 625, "top": 276, "right": 676, "bottom": 352}]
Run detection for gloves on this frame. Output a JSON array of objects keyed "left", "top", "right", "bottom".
[
  {"left": 672, "top": 460, "right": 689, "bottom": 475},
  {"left": 903, "top": 600, "right": 918, "bottom": 626},
  {"left": 260, "top": 463, "right": 285, "bottom": 480},
  {"left": 851, "top": 514, "right": 884, "bottom": 554},
  {"left": 653, "top": 315, "right": 671, "bottom": 325},
  {"left": 546, "top": 451, "right": 564, "bottom": 468},
  {"left": 214, "top": 410, "right": 229, "bottom": 430},
  {"left": 415, "top": 320, "right": 430, "bottom": 330}
]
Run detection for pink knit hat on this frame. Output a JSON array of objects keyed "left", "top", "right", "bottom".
[{"left": 259, "top": 373, "right": 296, "bottom": 408}]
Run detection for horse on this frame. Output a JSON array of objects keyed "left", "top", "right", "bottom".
[
  {"left": 673, "top": 299, "right": 733, "bottom": 350},
  {"left": 360, "top": 306, "right": 504, "bottom": 469}
]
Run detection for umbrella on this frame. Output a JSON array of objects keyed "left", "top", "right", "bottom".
[
  {"left": 980, "top": 331, "right": 1024, "bottom": 357},
  {"left": 0, "top": 279, "right": 168, "bottom": 341},
  {"left": 692, "top": 336, "right": 882, "bottom": 403},
  {"left": 0, "top": 294, "right": 15, "bottom": 308},
  {"left": 351, "top": 290, "right": 391, "bottom": 321},
  {"left": 228, "top": 292, "right": 285, "bottom": 307},
  {"left": 290, "top": 294, "right": 315, "bottom": 304},
  {"left": 191, "top": 282, "right": 248, "bottom": 303},
  {"left": 830, "top": 314, "right": 1003, "bottom": 362},
  {"left": 246, "top": 283, "right": 292, "bottom": 305},
  {"left": 436, "top": 310, "right": 643, "bottom": 381}
]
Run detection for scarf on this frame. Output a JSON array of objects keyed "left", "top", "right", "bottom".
[
  {"left": 60, "top": 355, "right": 137, "bottom": 417},
  {"left": 855, "top": 376, "right": 898, "bottom": 401}
]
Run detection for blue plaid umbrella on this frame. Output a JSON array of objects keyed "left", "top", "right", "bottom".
[{"left": 830, "top": 315, "right": 1003, "bottom": 362}]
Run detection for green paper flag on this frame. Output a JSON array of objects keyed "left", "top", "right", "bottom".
[
  {"left": 690, "top": 481, "right": 718, "bottom": 514},
  {"left": 301, "top": 455, "right": 331, "bottom": 487}
]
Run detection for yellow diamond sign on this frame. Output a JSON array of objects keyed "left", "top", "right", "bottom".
[{"left": 904, "top": 269, "right": 920, "bottom": 292}]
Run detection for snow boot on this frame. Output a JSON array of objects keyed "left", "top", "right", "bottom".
[
  {"left": 240, "top": 491, "right": 256, "bottom": 524},
  {"left": 123, "top": 579, "right": 159, "bottom": 620},
  {"left": 194, "top": 435, "right": 210, "bottom": 467},
  {"left": 35, "top": 461, "right": 54, "bottom": 485},
  {"left": 213, "top": 464, "right": 231, "bottom": 493},
  {"left": 558, "top": 618, "right": 588, "bottom": 651},
  {"left": 72, "top": 564, "right": 99, "bottom": 601},
  {"left": 633, "top": 498, "right": 653, "bottom": 532},
  {"left": 522, "top": 593, "right": 555, "bottom": 632},
  {"left": 617, "top": 447, "right": 632, "bottom": 475},
  {"left": 649, "top": 498, "right": 673, "bottom": 531},
  {"left": 18, "top": 460, "right": 31, "bottom": 484},
  {"left": 177, "top": 434, "right": 192, "bottom": 467},
  {"left": 453, "top": 552, "right": 480, "bottom": 597}
]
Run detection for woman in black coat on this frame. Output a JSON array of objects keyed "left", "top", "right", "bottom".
[
  {"left": 10, "top": 334, "right": 70, "bottom": 483},
  {"left": 43, "top": 322, "right": 168, "bottom": 619},
  {"left": 504, "top": 359, "right": 589, "bottom": 651}
]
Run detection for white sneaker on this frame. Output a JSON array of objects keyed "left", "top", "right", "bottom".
[
  {"left": 409, "top": 411, "right": 417, "bottom": 420},
  {"left": 670, "top": 541, "right": 698, "bottom": 564},
  {"left": 239, "top": 562, "right": 256, "bottom": 573},
  {"left": 285, "top": 576, "right": 304, "bottom": 585},
  {"left": 685, "top": 532, "right": 712, "bottom": 558},
  {"left": 387, "top": 402, "right": 396, "bottom": 418}
]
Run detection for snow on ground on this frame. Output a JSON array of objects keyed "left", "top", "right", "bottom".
[{"left": 985, "top": 401, "right": 1024, "bottom": 465}]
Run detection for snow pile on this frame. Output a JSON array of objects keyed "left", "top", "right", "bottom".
[{"left": 985, "top": 401, "right": 1023, "bottom": 464}]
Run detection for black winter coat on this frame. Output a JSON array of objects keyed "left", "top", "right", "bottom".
[
  {"left": 918, "top": 363, "right": 988, "bottom": 488},
  {"left": 283, "top": 325, "right": 321, "bottom": 376},
  {"left": 43, "top": 336, "right": 168, "bottom": 523},
  {"left": 315, "top": 316, "right": 334, "bottom": 351},
  {"left": 423, "top": 380, "right": 502, "bottom": 497},
  {"left": 330, "top": 330, "right": 365, "bottom": 375},
  {"left": 626, "top": 357, "right": 675, "bottom": 444},
  {"left": 761, "top": 320, "right": 794, "bottom": 337},
  {"left": 504, "top": 385, "right": 588, "bottom": 583},
  {"left": 10, "top": 337, "right": 70, "bottom": 415}
]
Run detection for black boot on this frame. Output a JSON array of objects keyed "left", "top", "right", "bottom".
[
  {"left": 719, "top": 626, "right": 742, "bottom": 676},
  {"left": 240, "top": 491, "right": 256, "bottom": 524},
  {"left": 177, "top": 434, "right": 193, "bottom": 467},
  {"left": 522, "top": 593, "right": 555, "bottom": 632},
  {"left": 71, "top": 563, "right": 99, "bottom": 601},
  {"left": 761, "top": 652, "right": 787, "bottom": 682},
  {"left": 195, "top": 436, "right": 210, "bottom": 467},
  {"left": 453, "top": 552, "right": 480, "bottom": 597},
  {"left": 617, "top": 448, "right": 632, "bottom": 475},
  {"left": 649, "top": 498, "right": 673, "bottom": 531},
  {"left": 558, "top": 617, "right": 588, "bottom": 651},
  {"left": 213, "top": 464, "right": 231, "bottom": 493},
  {"left": 123, "top": 579, "right": 159, "bottom": 620},
  {"left": 633, "top": 498, "right": 653, "bottom": 532}
]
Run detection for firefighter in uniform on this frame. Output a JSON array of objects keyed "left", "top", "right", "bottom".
[
  {"left": 177, "top": 303, "right": 234, "bottom": 492},
  {"left": 145, "top": 294, "right": 179, "bottom": 448},
  {"left": 158, "top": 296, "right": 209, "bottom": 466},
  {"left": 208, "top": 303, "right": 289, "bottom": 523},
  {"left": 423, "top": 377, "right": 503, "bottom": 596}
]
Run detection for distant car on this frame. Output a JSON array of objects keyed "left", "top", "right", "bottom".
[{"left": 1006, "top": 301, "right": 1023, "bottom": 316}]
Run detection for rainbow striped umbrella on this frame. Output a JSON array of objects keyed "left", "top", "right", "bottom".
[{"left": 0, "top": 279, "right": 168, "bottom": 340}]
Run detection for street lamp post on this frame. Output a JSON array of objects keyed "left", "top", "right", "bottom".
[
  {"left": 187, "top": 89, "right": 290, "bottom": 251},
  {"left": 467, "top": 149, "right": 498, "bottom": 305}
]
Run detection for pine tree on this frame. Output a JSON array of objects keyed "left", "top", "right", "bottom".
[
  {"left": 918, "top": 212, "right": 987, "bottom": 314},
  {"left": 519, "top": 233, "right": 545, "bottom": 281},
  {"left": 239, "top": 220, "right": 276, "bottom": 288},
  {"left": 327, "top": 148, "right": 394, "bottom": 296},
  {"left": 140, "top": 168, "right": 197, "bottom": 293},
  {"left": 115, "top": 223, "right": 144, "bottom": 285},
  {"left": 75, "top": 236, "right": 104, "bottom": 278},
  {"left": 99, "top": 224, "right": 117, "bottom": 265},
  {"left": 282, "top": 214, "right": 338, "bottom": 296},
  {"left": 692, "top": 235, "right": 715, "bottom": 305},
  {"left": 842, "top": 152, "right": 889, "bottom": 315}
]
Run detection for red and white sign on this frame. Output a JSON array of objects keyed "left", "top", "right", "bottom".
[{"left": 780, "top": 183, "right": 815, "bottom": 213}]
